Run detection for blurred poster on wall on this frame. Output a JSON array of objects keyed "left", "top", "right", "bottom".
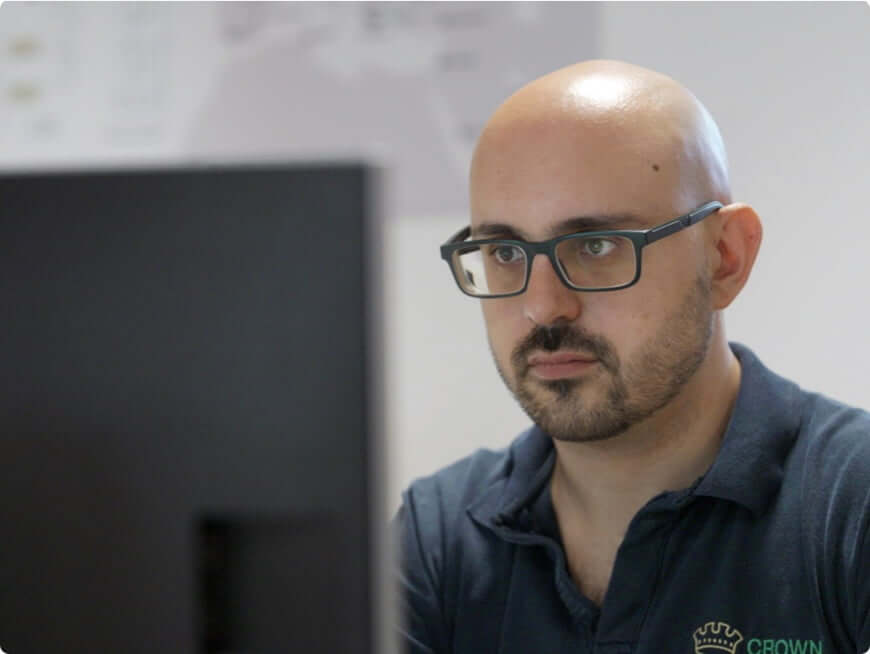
[{"left": 0, "top": 1, "right": 598, "bottom": 216}]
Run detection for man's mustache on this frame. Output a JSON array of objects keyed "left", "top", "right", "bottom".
[{"left": 511, "top": 324, "right": 618, "bottom": 376}]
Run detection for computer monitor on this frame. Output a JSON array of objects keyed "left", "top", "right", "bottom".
[{"left": 0, "top": 164, "right": 375, "bottom": 654}]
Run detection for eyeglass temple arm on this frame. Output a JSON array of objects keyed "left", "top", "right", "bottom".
[
  {"left": 644, "top": 201, "right": 723, "bottom": 245},
  {"left": 449, "top": 226, "right": 472, "bottom": 242}
]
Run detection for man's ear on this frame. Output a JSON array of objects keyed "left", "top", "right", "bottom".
[{"left": 708, "top": 203, "right": 763, "bottom": 310}]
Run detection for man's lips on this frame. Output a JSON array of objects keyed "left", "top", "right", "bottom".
[
  {"left": 526, "top": 352, "right": 599, "bottom": 380},
  {"left": 527, "top": 352, "right": 597, "bottom": 366}
]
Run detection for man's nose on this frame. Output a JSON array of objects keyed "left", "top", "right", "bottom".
[{"left": 522, "top": 254, "right": 583, "bottom": 326}]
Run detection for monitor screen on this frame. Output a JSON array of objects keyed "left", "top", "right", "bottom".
[{"left": 0, "top": 164, "right": 374, "bottom": 654}]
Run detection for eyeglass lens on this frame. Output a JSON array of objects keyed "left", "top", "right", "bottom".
[{"left": 452, "top": 235, "right": 637, "bottom": 296}]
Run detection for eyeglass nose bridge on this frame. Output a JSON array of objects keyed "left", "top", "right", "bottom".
[{"left": 519, "top": 241, "right": 574, "bottom": 293}]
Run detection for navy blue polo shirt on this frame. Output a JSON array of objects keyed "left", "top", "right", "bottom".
[{"left": 396, "top": 344, "right": 870, "bottom": 654}]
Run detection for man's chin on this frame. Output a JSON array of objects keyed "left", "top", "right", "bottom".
[
  {"left": 536, "top": 377, "right": 583, "bottom": 399},
  {"left": 515, "top": 379, "right": 589, "bottom": 421},
  {"left": 513, "top": 379, "right": 626, "bottom": 442}
]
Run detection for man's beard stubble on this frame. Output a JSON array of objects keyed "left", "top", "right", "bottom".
[{"left": 493, "top": 275, "right": 714, "bottom": 443}]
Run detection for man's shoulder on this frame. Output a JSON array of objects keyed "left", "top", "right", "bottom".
[
  {"left": 793, "top": 389, "right": 870, "bottom": 492},
  {"left": 395, "top": 430, "right": 526, "bottom": 580},
  {"left": 402, "top": 427, "right": 531, "bottom": 517},
  {"left": 785, "top": 389, "right": 870, "bottom": 636},
  {"left": 800, "top": 389, "right": 870, "bottom": 445},
  {"left": 731, "top": 343, "right": 870, "bottom": 491},
  {"left": 399, "top": 425, "right": 552, "bottom": 545}
]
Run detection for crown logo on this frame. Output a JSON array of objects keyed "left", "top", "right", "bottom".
[{"left": 693, "top": 621, "right": 744, "bottom": 654}]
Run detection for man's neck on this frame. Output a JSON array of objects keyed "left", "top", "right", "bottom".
[{"left": 550, "top": 337, "right": 742, "bottom": 540}]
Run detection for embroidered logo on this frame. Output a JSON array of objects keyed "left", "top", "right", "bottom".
[{"left": 693, "top": 621, "right": 745, "bottom": 654}]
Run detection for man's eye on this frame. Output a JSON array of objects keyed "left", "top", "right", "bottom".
[
  {"left": 488, "top": 244, "right": 524, "bottom": 264},
  {"left": 581, "top": 238, "right": 617, "bottom": 256}
]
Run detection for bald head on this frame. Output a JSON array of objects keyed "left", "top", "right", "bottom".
[{"left": 471, "top": 60, "right": 731, "bottom": 223}]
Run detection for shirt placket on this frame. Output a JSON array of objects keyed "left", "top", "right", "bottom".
[{"left": 592, "top": 494, "right": 688, "bottom": 654}]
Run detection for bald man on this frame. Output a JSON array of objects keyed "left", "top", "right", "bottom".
[{"left": 395, "top": 61, "right": 870, "bottom": 654}]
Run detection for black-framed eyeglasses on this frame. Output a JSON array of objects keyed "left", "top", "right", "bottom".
[{"left": 440, "top": 201, "right": 722, "bottom": 298}]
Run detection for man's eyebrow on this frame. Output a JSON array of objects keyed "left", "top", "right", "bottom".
[{"left": 472, "top": 214, "right": 649, "bottom": 240}]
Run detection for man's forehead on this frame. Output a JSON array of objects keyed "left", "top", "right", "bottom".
[
  {"left": 469, "top": 61, "right": 732, "bottom": 224},
  {"left": 468, "top": 110, "right": 688, "bottom": 240}
]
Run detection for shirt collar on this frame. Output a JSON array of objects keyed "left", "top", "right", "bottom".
[
  {"left": 467, "top": 425, "right": 554, "bottom": 529},
  {"left": 468, "top": 343, "right": 804, "bottom": 528}
]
